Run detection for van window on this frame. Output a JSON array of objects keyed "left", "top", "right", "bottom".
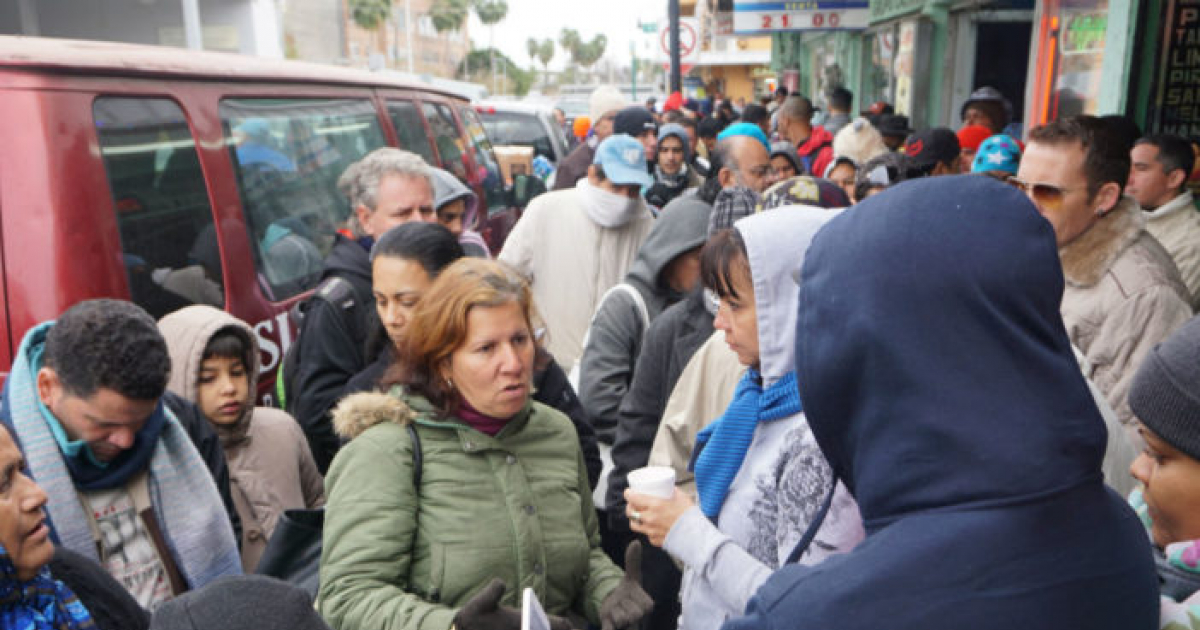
[
  {"left": 421, "top": 101, "right": 468, "bottom": 180},
  {"left": 220, "top": 98, "right": 387, "bottom": 301},
  {"left": 457, "top": 105, "right": 506, "bottom": 215},
  {"left": 387, "top": 100, "right": 436, "bottom": 165},
  {"left": 94, "top": 97, "right": 224, "bottom": 319}
]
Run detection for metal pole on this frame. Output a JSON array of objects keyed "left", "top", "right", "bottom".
[
  {"left": 668, "top": 0, "right": 681, "bottom": 93},
  {"left": 631, "top": 40, "right": 638, "bottom": 101},
  {"left": 181, "top": 0, "right": 204, "bottom": 50}
]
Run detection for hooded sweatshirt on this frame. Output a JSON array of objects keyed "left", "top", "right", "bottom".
[
  {"left": 578, "top": 197, "right": 712, "bottom": 444},
  {"left": 662, "top": 207, "right": 863, "bottom": 630},
  {"left": 430, "top": 167, "right": 490, "bottom": 258},
  {"left": 727, "top": 175, "right": 1158, "bottom": 630},
  {"left": 158, "top": 306, "right": 325, "bottom": 572}
]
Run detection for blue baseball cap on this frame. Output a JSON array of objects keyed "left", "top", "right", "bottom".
[
  {"left": 717, "top": 122, "right": 771, "bottom": 153},
  {"left": 593, "top": 134, "right": 653, "bottom": 188},
  {"left": 971, "top": 134, "right": 1022, "bottom": 175}
]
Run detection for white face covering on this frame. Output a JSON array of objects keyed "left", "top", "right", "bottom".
[{"left": 578, "top": 178, "right": 642, "bottom": 228}]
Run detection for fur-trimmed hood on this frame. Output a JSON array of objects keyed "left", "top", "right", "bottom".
[
  {"left": 1059, "top": 196, "right": 1144, "bottom": 287},
  {"left": 332, "top": 391, "right": 414, "bottom": 440}
]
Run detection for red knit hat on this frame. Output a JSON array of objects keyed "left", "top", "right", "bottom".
[
  {"left": 956, "top": 125, "right": 993, "bottom": 152},
  {"left": 664, "top": 91, "right": 684, "bottom": 112}
]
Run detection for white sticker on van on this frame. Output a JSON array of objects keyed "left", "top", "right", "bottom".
[{"left": 252, "top": 311, "right": 295, "bottom": 375}]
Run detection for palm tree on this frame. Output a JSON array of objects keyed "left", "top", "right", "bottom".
[
  {"left": 348, "top": 0, "right": 391, "bottom": 57},
  {"left": 473, "top": 0, "right": 508, "bottom": 93},
  {"left": 526, "top": 38, "right": 539, "bottom": 72},
  {"left": 430, "top": 0, "right": 470, "bottom": 76},
  {"left": 536, "top": 39, "right": 554, "bottom": 86}
]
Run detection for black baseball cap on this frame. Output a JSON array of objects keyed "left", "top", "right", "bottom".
[
  {"left": 904, "top": 128, "right": 960, "bottom": 171},
  {"left": 614, "top": 106, "right": 657, "bottom": 136}
]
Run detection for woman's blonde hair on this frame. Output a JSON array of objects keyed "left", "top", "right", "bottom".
[{"left": 383, "top": 258, "right": 538, "bottom": 413}]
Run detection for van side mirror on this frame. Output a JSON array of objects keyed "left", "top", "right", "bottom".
[{"left": 510, "top": 173, "right": 547, "bottom": 209}]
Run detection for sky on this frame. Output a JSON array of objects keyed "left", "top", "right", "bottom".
[{"left": 465, "top": 0, "right": 669, "bottom": 72}]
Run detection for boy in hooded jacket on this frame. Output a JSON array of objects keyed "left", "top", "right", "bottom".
[{"left": 158, "top": 306, "right": 325, "bottom": 572}]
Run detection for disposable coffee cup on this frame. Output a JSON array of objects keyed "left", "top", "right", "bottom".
[{"left": 627, "top": 466, "right": 676, "bottom": 499}]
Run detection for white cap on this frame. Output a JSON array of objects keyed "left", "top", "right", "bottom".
[{"left": 590, "top": 85, "right": 628, "bottom": 123}]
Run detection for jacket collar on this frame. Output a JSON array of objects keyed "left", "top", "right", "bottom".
[
  {"left": 1059, "top": 196, "right": 1144, "bottom": 288},
  {"left": 1146, "top": 190, "right": 1196, "bottom": 221}
]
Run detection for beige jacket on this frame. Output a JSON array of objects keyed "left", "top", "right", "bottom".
[
  {"left": 498, "top": 182, "right": 654, "bottom": 369},
  {"left": 158, "top": 305, "right": 325, "bottom": 572},
  {"left": 1145, "top": 191, "right": 1200, "bottom": 309},
  {"left": 647, "top": 331, "right": 743, "bottom": 499},
  {"left": 1060, "top": 197, "right": 1193, "bottom": 427}
]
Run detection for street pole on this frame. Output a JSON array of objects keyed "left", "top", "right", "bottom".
[
  {"left": 668, "top": 0, "right": 681, "bottom": 93},
  {"left": 631, "top": 40, "right": 638, "bottom": 101}
]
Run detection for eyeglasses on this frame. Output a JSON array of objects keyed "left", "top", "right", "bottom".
[{"left": 1005, "top": 176, "right": 1087, "bottom": 210}]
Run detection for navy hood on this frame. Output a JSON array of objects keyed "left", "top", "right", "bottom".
[{"left": 795, "top": 174, "right": 1105, "bottom": 528}]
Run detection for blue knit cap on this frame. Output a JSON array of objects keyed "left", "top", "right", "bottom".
[
  {"left": 718, "top": 122, "right": 770, "bottom": 153},
  {"left": 971, "top": 134, "right": 1022, "bottom": 175}
]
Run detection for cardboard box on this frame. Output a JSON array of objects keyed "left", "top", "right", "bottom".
[{"left": 494, "top": 145, "right": 534, "bottom": 186}]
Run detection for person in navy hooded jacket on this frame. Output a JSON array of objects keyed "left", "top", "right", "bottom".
[{"left": 724, "top": 175, "right": 1159, "bottom": 630}]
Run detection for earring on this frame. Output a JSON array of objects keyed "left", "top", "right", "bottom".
[{"left": 445, "top": 376, "right": 453, "bottom": 389}]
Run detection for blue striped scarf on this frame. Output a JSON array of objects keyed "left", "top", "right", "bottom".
[{"left": 692, "top": 369, "right": 803, "bottom": 518}]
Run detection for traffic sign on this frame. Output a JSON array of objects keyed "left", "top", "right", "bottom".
[{"left": 660, "top": 18, "right": 699, "bottom": 75}]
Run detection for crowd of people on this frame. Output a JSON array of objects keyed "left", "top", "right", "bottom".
[{"left": 3, "top": 77, "right": 1200, "bottom": 630}]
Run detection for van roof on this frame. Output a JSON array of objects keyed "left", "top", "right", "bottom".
[{"left": 0, "top": 35, "right": 462, "bottom": 98}]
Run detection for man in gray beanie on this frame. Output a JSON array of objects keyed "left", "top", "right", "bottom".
[
  {"left": 1127, "top": 314, "right": 1200, "bottom": 618},
  {"left": 150, "top": 576, "right": 330, "bottom": 630}
]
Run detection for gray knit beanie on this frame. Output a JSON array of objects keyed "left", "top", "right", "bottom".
[
  {"left": 149, "top": 576, "right": 331, "bottom": 630},
  {"left": 1129, "top": 315, "right": 1200, "bottom": 461}
]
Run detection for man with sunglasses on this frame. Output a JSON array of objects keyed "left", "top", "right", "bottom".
[{"left": 1015, "top": 115, "right": 1192, "bottom": 428}]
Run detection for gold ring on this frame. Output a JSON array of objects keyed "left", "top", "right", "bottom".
[{"left": 631, "top": 510, "right": 642, "bottom": 523}]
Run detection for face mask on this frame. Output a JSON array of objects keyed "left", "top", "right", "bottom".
[{"left": 580, "top": 178, "right": 641, "bottom": 228}]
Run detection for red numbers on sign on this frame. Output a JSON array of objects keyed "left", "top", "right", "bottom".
[
  {"left": 812, "top": 13, "right": 824, "bottom": 26},
  {"left": 781, "top": 14, "right": 790, "bottom": 27},
  {"left": 830, "top": 12, "right": 840, "bottom": 27},
  {"left": 762, "top": 15, "right": 772, "bottom": 28}
]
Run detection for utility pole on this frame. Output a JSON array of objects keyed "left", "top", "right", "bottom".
[
  {"left": 668, "top": 0, "right": 681, "bottom": 93},
  {"left": 630, "top": 40, "right": 638, "bottom": 101}
]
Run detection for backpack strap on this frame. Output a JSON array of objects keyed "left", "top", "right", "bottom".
[{"left": 279, "top": 276, "right": 359, "bottom": 411}]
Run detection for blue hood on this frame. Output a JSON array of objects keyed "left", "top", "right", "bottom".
[
  {"left": 722, "top": 175, "right": 1158, "bottom": 630},
  {"left": 797, "top": 174, "right": 1105, "bottom": 528}
]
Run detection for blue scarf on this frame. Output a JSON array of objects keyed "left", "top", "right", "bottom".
[
  {"left": 691, "top": 369, "right": 802, "bottom": 518},
  {"left": 0, "top": 546, "right": 95, "bottom": 630}
]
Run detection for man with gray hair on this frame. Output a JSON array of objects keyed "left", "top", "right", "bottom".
[{"left": 288, "top": 147, "right": 435, "bottom": 472}]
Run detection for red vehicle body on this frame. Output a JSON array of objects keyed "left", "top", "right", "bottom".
[{"left": 0, "top": 36, "right": 510, "bottom": 401}]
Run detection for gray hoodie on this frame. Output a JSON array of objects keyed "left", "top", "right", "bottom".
[
  {"left": 430, "top": 167, "right": 489, "bottom": 258},
  {"left": 578, "top": 196, "right": 712, "bottom": 444}
]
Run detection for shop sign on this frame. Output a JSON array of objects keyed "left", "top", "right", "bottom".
[
  {"left": 1061, "top": 12, "right": 1106, "bottom": 54},
  {"left": 869, "top": 0, "right": 926, "bottom": 23},
  {"left": 732, "top": 1, "right": 870, "bottom": 35},
  {"left": 1149, "top": 0, "right": 1200, "bottom": 138}
]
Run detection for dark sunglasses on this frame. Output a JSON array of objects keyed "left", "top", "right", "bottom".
[{"left": 1005, "top": 176, "right": 1086, "bottom": 210}]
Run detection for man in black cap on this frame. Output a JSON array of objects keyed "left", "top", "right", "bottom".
[
  {"left": 904, "top": 127, "right": 962, "bottom": 176},
  {"left": 876, "top": 114, "right": 912, "bottom": 152},
  {"left": 615, "top": 105, "right": 659, "bottom": 167}
]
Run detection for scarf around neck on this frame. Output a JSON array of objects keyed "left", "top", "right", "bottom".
[
  {"left": 691, "top": 369, "right": 802, "bottom": 518},
  {"left": 0, "top": 546, "right": 96, "bottom": 630}
]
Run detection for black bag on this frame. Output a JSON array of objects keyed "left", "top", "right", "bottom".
[{"left": 254, "top": 423, "right": 424, "bottom": 597}]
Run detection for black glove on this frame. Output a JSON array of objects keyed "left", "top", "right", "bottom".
[
  {"left": 599, "top": 541, "right": 654, "bottom": 630},
  {"left": 453, "top": 578, "right": 573, "bottom": 630}
]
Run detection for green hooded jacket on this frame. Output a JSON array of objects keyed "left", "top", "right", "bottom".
[{"left": 318, "top": 390, "right": 622, "bottom": 630}]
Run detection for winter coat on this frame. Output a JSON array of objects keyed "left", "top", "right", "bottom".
[
  {"left": 578, "top": 197, "right": 711, "bottom": 444},
  {"left": 159, "top": 306, "right": 325, "bottom": 573},
  {"left": 49, "top": 547, "right": 150, "bottom": 630},
  {"left": 291, "top": 234, "right": 377, "bottom": 472},
  {"left": 431, "top": 167, "right": 491, "bottom": 258},
  {"left": 498, "top": 183, "right": 655, "bottom": 370},
  {"left": 318, "top": 391, "right": 622, "bottom": 630},
  {"left": 1060, "top": 197, "right": 1193, "bottom": 427},
  {"left": 648, "top": 331, "right": 742, "bottom": 500},
  {"left": 794, "top": 126, "right": 834, "bottom": 177},
  {"left": 664, "top": 208, "right": 863, "bottom": 630},
  {"left": 728, "top": 175, "right": 1158, "bottom": 630},
  {"left": 1129, "top": 491, "right": 1200, "bottom": 628},
  {"left": 606, "top": 287, "right": 714, "bottom": 522},
  {"left": 342, "top": 348, "right": 603, "bottom": 489},
  {"left": 1145, "top": 191, "right": 1200, "bottom": 309},
  {"left": 552, "top": 141, "right": 596, "bottom": 191}
]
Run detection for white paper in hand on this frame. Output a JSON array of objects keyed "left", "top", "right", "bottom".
[{"left": 522, "top": 587, "right": 551, "bottom": 630}]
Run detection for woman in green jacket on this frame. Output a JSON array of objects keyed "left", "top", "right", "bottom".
[{"left": 319, "top": 258, "right": 651, "bottom": 630}]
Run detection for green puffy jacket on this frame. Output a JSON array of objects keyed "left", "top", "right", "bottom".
[{"left": 318, "top": 390, "right": 622, "bottom": 630}]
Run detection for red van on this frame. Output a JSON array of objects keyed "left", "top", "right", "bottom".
[{"left": 0, "top": 36, "right": 510, "bottom": 401}]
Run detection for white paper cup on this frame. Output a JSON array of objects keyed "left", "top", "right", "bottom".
[{"left": 627, "top": 466, "right": 676, "bottom": 499}]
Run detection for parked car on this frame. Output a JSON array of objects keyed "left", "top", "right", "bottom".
[
  {"left": 0, "top": 35, "right": 512, "bottom": 400},
  {"left": 474, "top": 101, "right": 570, "bottom": 166}
]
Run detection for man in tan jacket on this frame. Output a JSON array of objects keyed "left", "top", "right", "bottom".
[
  {"left": 1127, "top": 134, "right": 1200, "bottom": 308},
  {"left": 1015, "top": 116, "right": 1193, "bottom": 427}
]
